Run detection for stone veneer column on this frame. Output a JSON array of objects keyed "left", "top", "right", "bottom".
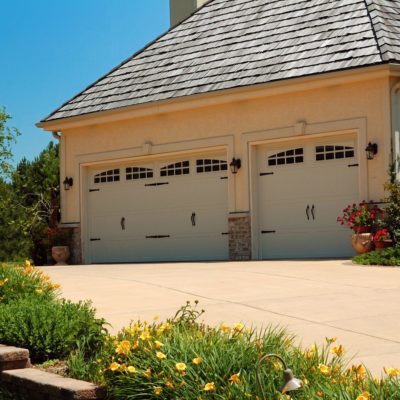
[
  {"left": 69, "top": 225, "right": 82, "bottom": 265},
  {"left": 228, "top": 212, "right": 252, "bottom": 260}
]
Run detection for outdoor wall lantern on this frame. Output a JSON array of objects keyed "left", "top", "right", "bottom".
[
  {"left": 63, "top": 177, "right": 73, "bottom": 191},
  {"left": 229, "top": 158, "right": 241, "bottom": 174},
  {"left": 256, "top": 353, "right": 303, "bottom": 399},
  {"left": 365, "top": 142, "right": 378, "bottom": 160}
]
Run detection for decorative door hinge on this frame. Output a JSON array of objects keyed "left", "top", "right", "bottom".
[
  {"left": 260, "top": 172, "right": 274, "bottom": 176},
  {"left": 145, "top": 235, "right": 171, "bottom": 239},
  {"left": 90, "top": 238, "right": 101, "bottom": 241},
  {"left": 261, "top": 230, "right": 276, "bottom": 234},
  {"left": 89, "top": 189, "right": 100, "bottom": 192},
  {"left": 145, "top": 182, "right": 169, "bottom": 187}
]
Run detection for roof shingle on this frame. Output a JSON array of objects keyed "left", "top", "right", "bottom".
[{"left": 42, "top": 0, "right": 400, "bottom": 122}]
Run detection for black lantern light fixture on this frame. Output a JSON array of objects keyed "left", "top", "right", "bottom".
[
  {"left": 365, "top": 142, "right": 378, "bottom": 160},
  {"left": 256, "top": 353, "right": 303, "bottom": 399},
  {"left": 63, "top": 177, "right": 73, "bottom": 191},
  {"left": 229, "top": 158, "right": 241, "bottom": 174}
]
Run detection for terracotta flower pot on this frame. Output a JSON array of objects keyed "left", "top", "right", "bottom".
[
  {"left": 374, "top": 240, "right": 393, "bottom": 251},
  {"left": 51, "top": 246, "right": 70, "bottom": 265},
  {"left": 351, "top": 233, "right": 373, "bottom": 254},
  {"left": 352, "top": 226, "right": 371, "bottom": 234}
]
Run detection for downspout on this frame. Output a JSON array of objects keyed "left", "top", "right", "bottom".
[
  {"left": 390, "top": 83, "right": 400, "bottom": 179},
  {"left": 52, "top": 131, "right": 62, "bottom": 141}
]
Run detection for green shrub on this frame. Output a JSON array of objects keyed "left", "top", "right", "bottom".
[
  {"left": 0, "top": 297, "right": 108, "bottom": 363},
  {"left": 0, "top": 387, "right": 21, "bottom": 400},
  {"left": 353, "top": 247, "right": 400, "bottom": 266},
  {"left": 0, "top": 261, "right": 58, "bottom": 304},
  {"left": 69, "top": 302, "right": 400, "bottom": 399}
]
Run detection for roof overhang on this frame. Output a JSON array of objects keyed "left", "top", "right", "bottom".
[{"left": 37, "top": 63, "right": 400, "bottom": 132}]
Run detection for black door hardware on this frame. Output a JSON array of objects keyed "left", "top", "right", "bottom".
[
  {"left": 260, "top": 172, "right": 274, "bottom": 176},
  {"left": 121, "top": 217, "right": 125, "bottom": 230},
  {"left": 191, "top": 212, "right": 196, "bottom": 226},
  {"left": 311, "top": 205, "right": 315, "bottom": 220},
  {"left": 145, "top": 235, "right": 170, "bottom": 239},
  {"left": 261, "top": 230, "right": 276, "bottom": 234},
  {"left": 306, "top": 205, "right": 310, "bottom": 220},
  {"left": 145, "top": 182, "right": 169, "bottom": 187}
]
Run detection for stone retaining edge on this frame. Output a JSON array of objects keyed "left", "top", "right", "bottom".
[{"left": 0, "top": 344, "right": 105, "bottom": 400}]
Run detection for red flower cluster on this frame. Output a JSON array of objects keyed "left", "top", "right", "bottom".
[
  {"left": 46, "top": 226, "right": 70, "bottom": 246},
  {"left": 337, "top": 201, "right": 382, "bottom": 230},
  {"left": 373, "top": 228, "right": 390, "bottom": 242}
]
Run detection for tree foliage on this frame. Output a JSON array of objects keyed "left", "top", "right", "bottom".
[
  {"left": 0, "top": 107, "right": 20, "bottom": 177},
  {"left": 0, "top": 142, "right": 59, "bottom": 263}
]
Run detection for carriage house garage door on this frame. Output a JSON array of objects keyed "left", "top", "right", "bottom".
[
  {"left": 257, "top": 136, "right": 359, "bottom": 259},
  {"left": 87, "top": 154, "right": 229, "bottom": 263}
]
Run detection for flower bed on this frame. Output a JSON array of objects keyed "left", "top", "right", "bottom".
[
  {"left": 67, "top": 302, "right": 400, "bottom": 400},
  {"left": 1, "top": 264, "right": 400, "bottom": 399}
]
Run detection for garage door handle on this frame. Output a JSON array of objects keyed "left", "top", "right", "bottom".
[
  {"left": 311, "top": 205, "right": 315, "bottom": 220},
  {"left": 121, "top": 217, "right": 125, "bottom": 230},
  {"left": 191, "top": 212, "right": 196, "bottom": 226},
  {"left": 305, "top": 205, "right": 310, "bottom": 220}
]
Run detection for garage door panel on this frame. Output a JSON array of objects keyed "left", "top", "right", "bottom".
[
  {"left": 257, "top": 137, "right": 359, "bottom": 259},
  {"left": 87, "top": 154, "right": 228, "bottom": 263}
]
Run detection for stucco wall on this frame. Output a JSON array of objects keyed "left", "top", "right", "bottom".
[{"left": 59, "top": 73, "right": 392, "bottom": 226}]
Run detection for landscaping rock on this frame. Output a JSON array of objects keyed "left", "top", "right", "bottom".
[
  {"left": 0, "top": 345, "right": 31, "bottom": 371},
  {"left": 0, "top": 368, "right": 105, "bottom": 400}
]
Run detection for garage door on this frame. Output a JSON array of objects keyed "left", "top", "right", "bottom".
[
  {"left": 87, "top": 155, "right": 229, "bottom": 263},
  {"left": 257, "top": 137, "right": 359, "bottom": 258}
]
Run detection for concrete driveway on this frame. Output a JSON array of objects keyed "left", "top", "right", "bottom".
[{"left": 41, "top": 260, "right": 400, "bottom": 376}]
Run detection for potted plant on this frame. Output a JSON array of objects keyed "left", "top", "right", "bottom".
[
  {"left": 47, "top": 226, "right": 71, "bottom": 265},
  {"left": 337, "top": 201, "right": 382, "bottom": 254},
  {"left": 337, "top": 201, "right": 382, "bottom": 233},
  {"left": 373, "top": 228, "right": 393, "bottom": 251}
]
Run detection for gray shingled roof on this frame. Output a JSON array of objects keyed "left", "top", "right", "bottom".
[{"left": 42, "top": 0, "right": 400, "bottom": 122}]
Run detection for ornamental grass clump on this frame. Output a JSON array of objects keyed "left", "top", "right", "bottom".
[
  {"left": 69, "top": 302, "right": 400, "bottom": 399},
  {"left": 0, "top": 261, "right": 59, "bottom": 304}
]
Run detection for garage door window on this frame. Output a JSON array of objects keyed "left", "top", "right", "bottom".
[
  {"left": 94, "top": 169, "right": 120, "bottom": 183},
  {"left": 268, "top": 148, "right": 304, "bottom": 166},
  {"left": 160, "top": 161, "right": 190, "bottom": 176},
  {"left": 126, "top": 167, "right": 153, "bottom": 180},
  {"left": 196, "top": 159, "right": 227, "bottom": 173},
  {"left": 315, "top": 145, "right": 354, "bottom": 161}
]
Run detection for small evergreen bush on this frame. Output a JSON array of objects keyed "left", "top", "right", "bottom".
[
  {"left": 0, "top": 297, "right": 107, "bottom": 363},
  {"left": 353, "top": 247, "right": 400, "bottom": 266}
]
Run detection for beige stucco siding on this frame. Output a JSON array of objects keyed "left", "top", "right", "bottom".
[{"left": 60, "top": 74, "right": 393, "bottom": 224}]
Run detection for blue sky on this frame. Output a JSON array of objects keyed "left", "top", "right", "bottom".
[{"left": 1, "top": 0, "right": 169, "bottom": 164}]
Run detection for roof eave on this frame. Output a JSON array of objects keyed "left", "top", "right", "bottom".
[{"left": 37, "top": 63, "right": 397, "bottom": 132}]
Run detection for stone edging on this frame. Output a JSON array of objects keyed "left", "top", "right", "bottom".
[{"left": 0, "top": 345, "right": 105, "bottom": 400}]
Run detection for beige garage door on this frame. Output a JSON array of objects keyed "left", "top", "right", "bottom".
[
  {"left": 257, "top": 137, "right": 359, "bottom": 258},
  {"left": 87, "top": 154, "right": 229, "bottom": 263}
]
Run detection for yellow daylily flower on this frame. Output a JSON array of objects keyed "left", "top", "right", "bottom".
[
  {"left": 154, "top": 340, "right": 164, "bottom": 349},
  {"left": 319, "top": 364, "right": 330, "bottom": 375},
  {"left": 356, "top": 391, "right": 370, "bottom": 400},
  {"left": 109, "top": 362, "right": 120, "bottom": 371},
  {"left": 204, "top": 382, "right": 215, "bottom": 392},
  {"left": 192, "top": 357, "right": 201, "bottom": 365},
  {"left": 384, "top": 367, "right": 400, "bottom": 377},
  {"left": 153, "top": 386, "right": 162, "bottom": 395},
  {"left": 175, "top": 362, "right": 186, "bottom": 372},
  {"left": 233, "top": 322, "right": 244, "bottom": 332},
  {"left": 127, "top": 366, "right": 136, "bottom": 373},
  {"left": 330, "top": 345, "right": 345, "bottom": 357},
  {"left": 229, "top": 372, "right": 240, "bottom": 384},
  {"left": 156, "top": 351, "right": 166, "bottom": 360}
]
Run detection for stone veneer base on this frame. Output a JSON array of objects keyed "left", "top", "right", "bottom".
[{"left": 228, "top": 213, "right": 252, "bottom": 260}]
